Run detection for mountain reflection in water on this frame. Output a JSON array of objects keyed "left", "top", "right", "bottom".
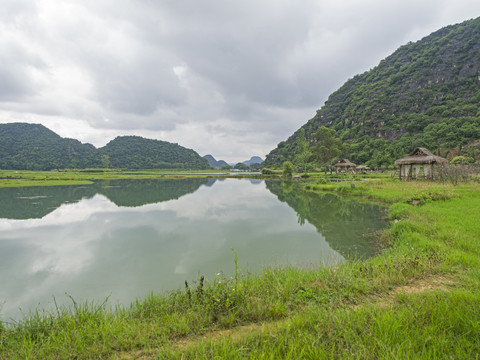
[
  {"left": 0, "top": 178, "right": 211, "bottom": 219},
  {"left": 0, "top": 178, "right": 386, "bottom": 320},
  {"left": 265, "top": 180, "right": 387, "bottom": 259}
]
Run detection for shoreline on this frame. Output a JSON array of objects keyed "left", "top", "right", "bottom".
[{"left": 1, "top": 175, "right": 479, "bottom": 358}]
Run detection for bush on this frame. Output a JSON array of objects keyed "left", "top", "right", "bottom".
[
  {"left": 450, "top": 156, "right": 476, "bottom": 165},
  {"left": 282, "top": 161, "right": 294, "bottom": 178},
  {"left": 261, "top": 168, "right": 280, "bottom": 175}
]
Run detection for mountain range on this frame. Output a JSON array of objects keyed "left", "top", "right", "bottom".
[
  {"left": 203, "top": 154, "right": 264, "bottom": 168},
  {"left": 203, "top": 155, "right": 231, "bottom": 168},
  {"left": 265, "top": 17, "right": 480, "bottom": 168},
  {"left": 243, "top": 156, "right": 264, "bottom": 166},
  {"left": 0, "top": 123, "right": 209, "bottom": 170}
]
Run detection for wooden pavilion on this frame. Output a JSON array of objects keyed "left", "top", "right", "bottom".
[{"left": 395, "top": 147, "right": 448, "bottom": 180}]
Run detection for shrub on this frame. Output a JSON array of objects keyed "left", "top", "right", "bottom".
[
  {"left": 282, "top": 161, "right": 294, "bottom": 178},
  {"left": 261, "top": 168, "right": 280, "bottom": 175},
  {"left": 450, "top": 156, "right": 476, "bottom": 165}
]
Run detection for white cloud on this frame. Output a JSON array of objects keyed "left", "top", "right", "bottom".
[{"left": 1, "top": 0, "right": 480, "bottom": 162}]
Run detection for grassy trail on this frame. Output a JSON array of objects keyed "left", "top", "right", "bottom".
[
  {"left": 1, "top": 179, "right": 480, "bottom": 359},
  {"left": 116, "top": 274, "right": 455, "bottom": 359}
]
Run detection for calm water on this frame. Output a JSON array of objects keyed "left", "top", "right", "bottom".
[{"left": 0, "top": 178, "right": 386, "bottom": 320}]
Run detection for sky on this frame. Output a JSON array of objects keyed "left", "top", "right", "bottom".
[{"left": 1, "top": 1, "right": 480, "bottom": 163}]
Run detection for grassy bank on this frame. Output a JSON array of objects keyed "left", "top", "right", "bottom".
[
  {"left": 1, "top": 179, "right": 480, "bottom": 358},
  {"left": 0, "top": 169, "right": 387, "bottom": 188},
  {"left": 0, "top": 169, "right": 232, "bottom": 188}
]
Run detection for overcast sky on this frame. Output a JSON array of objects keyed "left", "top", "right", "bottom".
[{"left": 1, "top": 1, "right": 480, "bottom": 162}]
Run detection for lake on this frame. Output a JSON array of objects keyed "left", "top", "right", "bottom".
[{"left": 0, "top": 178, "right": 386, "bottom": 320}]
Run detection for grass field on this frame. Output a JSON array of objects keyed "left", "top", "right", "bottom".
[{"left": 1, "top": 177, "right": 479, "bottom": 359}]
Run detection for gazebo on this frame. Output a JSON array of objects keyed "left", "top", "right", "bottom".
[
  {"left": 334, "top": 159, "right": 357, "bottom": 173},
  {"left": 395, "top": 147, "right": 448, "bottom": 180}
]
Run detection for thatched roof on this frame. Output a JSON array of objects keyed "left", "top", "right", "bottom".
[
  {"left": 394, "top": 147, "right": 448, "bottom": 166},
  {"left": 356, "top": 165, "right": 370, "bottom": 170},
  {"left": 334, "top": 159, "right": 357, "bottom": 167}
]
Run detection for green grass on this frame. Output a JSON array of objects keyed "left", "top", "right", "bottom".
[
  {"left": 0, "top": 169, "right": 231, "bottom": 188},
  {"left": 1, "top": 179, "right": 480, "bottom": 358},
  {"left": 307, "top": 177, "right": 459, "bottom": 204}
]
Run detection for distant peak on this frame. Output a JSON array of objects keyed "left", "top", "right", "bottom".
[{"left": 243, "top": 156, "right": 264, "bottom": 165}]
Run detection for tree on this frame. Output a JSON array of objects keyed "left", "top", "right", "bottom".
[
  {"left": 282, "top": 161, "right": 294, "bottom": 178},
  {"left": 294, "top": 128, "right": 313, "bottom": 175},
  {"left": 234, "top": 163, "right": 249, "bottom": 170},
  {"left": 100, "top": 154, "right": 111, "bottom": 168},
  {"left": 250, "top": 162, "right": 263, "bottom": 171},
  {"left": 312, "top": 126, "right": 343, "bottom": 173}
]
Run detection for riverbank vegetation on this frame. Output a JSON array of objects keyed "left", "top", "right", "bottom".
[{"left": 1, "top": 178, "right": 479, "bottom": 358}]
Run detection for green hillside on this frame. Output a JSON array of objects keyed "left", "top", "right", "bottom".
[
  {"left": 0, "top": 123, "right": 210, "bottom": 170},
  {"left": 99, "top": 136, "right": 209, "bottom": 169},
  {"left": 265, "top": 17, "right": 480, "bottom": 168},
  {"left": 0, "top": 123, "right": 98, "bottom": 170}
]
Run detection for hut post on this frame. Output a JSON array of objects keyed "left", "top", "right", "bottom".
[
  {"left": 424, "top": 164, "right": 432, "bottom": 179},
  {"left": 414, "top": 165, "right": 421, "bottom": 179}
]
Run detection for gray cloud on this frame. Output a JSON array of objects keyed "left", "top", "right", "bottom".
[{"left": 1, "top": 0, "right": 480, "bottom": 161}]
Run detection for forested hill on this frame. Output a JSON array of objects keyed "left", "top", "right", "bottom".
[
  {"left": 99, "top": 136, "right": 209, "bottom": 169},
  {"left": 0, "top": 123, "right": 98, "bottom": 170},
  {"left": 0, "top": 123, "right": 209, "bottom": 170},
  {"left": 265, "top": 17, "right": 480, "bottom": 168}
]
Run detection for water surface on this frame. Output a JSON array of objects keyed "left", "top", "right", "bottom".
[{"left": 0, "top": 178, "right": 386, "bottom": 320}]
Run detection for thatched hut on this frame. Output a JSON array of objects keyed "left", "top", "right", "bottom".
[
  {"left": 334, "top": 159, "right": 357, "bottom": 173},
  {"left": 395, "top": 147, "right": 448, "bottom": 180},
  {"left": 356, "top": 165, "right": 370, "bottom": 173}
]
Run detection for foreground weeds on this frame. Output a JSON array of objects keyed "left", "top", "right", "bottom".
[{"left": 1, "top": 180, "right": 480, "bottom": 359}]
